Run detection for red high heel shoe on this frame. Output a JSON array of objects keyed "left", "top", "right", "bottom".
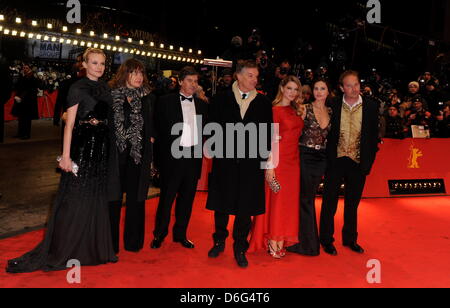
[{"left": 268, "top": 242, "right": 282, "bottom": 259}]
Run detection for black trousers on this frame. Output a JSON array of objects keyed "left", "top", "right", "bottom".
[
  {"left": 153, "top": 157, "right": 199, "bottom": 241},
  {"left": 320, "top": 157, "right": 367, "bottom": 246},
  {"left": 213, "top": 212, "right": 252, "bottom": 253},
  {"left": 18, "top": 116, "right": 32, "bottom": 138},
  {"left": 298, "top": 147, "right": 327, "bottom": 255},
  {"left": 109, "top": 150, "right": 145, "bottom": 253}
]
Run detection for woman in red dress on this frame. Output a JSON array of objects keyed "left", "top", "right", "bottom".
[{"left": 249, "top": 76, "right": 304, "bottom": 259}]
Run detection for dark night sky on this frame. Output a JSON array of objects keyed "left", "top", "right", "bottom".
[
  {"left": 0, "top": 0, "right": 439, "bottom": 54},
  {"left": 1, "top": 0, "right": 448, "bottom": 76}
]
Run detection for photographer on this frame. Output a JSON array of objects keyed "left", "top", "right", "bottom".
[
  {"left": 405, "top": 98, "right": 434, "bottom": 137},
  {"left": 256, "top": 50, "right": 275, "bottom": 96},
  {"left": 400, "top": 81, "right": 427, "bottom": 117},
  {"left": 424, "top": 80, "right": 445, "bottom": 114},
  {"left": 302, "top": 69, "right": 314, "bottom": 87},
  {"left": 221, "top": 36, "right": 246, "bottom": 68},
  {"left": 217, "top": 69, "right": 234, "bottom": 93},
  {"left": 267, "top": 60, "right": 292, "bottom": 100},
  {"left": 381, "top": 106, "right": 406, "bottom": 139},
  {"left": 434, "top": 101, "right": 450, "bottom": 138}
]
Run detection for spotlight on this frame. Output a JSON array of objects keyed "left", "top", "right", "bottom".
[
  {"left": 180, "top": 47, "right": 184, "bottom": 52},
  {"left": 47, "top": 23, "right": 53, "bottom": 29},
  {"left": 198, "top": 50, "right": 202, "bottom": 55},
  {"left": 103, "top": 34, "right": 108, "bottom": 39},
  {"left": 169, "top": 45, "right": 174, "bottom": 50},
  {"left": 139, "top": 40, "right": 144, "bottom": 45},
  {"left": 115, "top": 36, "right": 120, "bottom": 41},
  {"left": 0, "top": 15, "right": 4, "bottom": 21},
  {"left": 15, "top": 18, "right": 22, "bottom": 24},
  {"left": 160, "top": 43, "right": 164, "bottom": 49},
  {"left": 20, "top": 31, "right": 26, "bottom": 37},
  {"left": 128, "top": 38, "right": 132, "bottom": 43},
  {"left": 150, "top": 42, "right": 155, "bottom": 47},
  {"left": 28, "top": 33, "right": 34, "bottom": 39},
  {"left": 63, "top": 26, "right": 68, "bottom": 32},
  {"left": 32, "top": 21, "right": 38, "bottom": 27},
  {"left": 189, "top": 49, "right": 193, "bottom": 53},
  {"left": 76, "top": 29, "right": 82, "bottom": 34},
  {"left": 90, "top": 31, "right": 95, "bottom": 37}
]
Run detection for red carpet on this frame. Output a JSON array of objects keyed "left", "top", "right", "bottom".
[{"left": 0, "top": 193, "right": 449, "bottom": 288}]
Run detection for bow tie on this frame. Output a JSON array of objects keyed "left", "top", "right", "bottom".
[
  {"left": 180, "top": 95, "right": 194, "bottom": 102},
  {"left": 242, "top": 94, "right": 248, "bottom": 100}
]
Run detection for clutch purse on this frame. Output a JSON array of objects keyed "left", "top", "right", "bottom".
[
  {"left": 268, "top": 177, "right": 281, "bottom": 194},
  {"left": 57, "top": 156, "right": 79, "bottom": 177}
]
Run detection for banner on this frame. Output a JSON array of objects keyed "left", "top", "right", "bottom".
[{"left": 364, "top": 139, "right": 450, "bottom": 197}]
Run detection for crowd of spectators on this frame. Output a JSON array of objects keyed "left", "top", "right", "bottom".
[{"left": 4, "top": 41, "right": 450, "bottom": 139}]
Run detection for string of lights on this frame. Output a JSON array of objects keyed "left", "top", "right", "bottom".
[{"left": 0, "top": 14, "right": 204, "bottom": 64}]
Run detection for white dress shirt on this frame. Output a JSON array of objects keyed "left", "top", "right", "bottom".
[{"left": 180, "top": 93, "right": 199, "bottom": 147}]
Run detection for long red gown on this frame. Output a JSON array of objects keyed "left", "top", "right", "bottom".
[{"left": 249, "top": 105, "right": 304, "bottom": 252}]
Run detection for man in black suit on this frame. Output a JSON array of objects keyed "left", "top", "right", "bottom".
[
  {"left": 151, "top": 67, "right": 208, "bottom": 250},
  {"left": 13, "top": 64, "right": 39, "bottom": 140},
  {"left": 0, "top": 56, "right": 12, "bottom": 143},
  {"left": 320, "top": 70, "right": 380, "bottom": 256},
  {"left": 206, "top": 60, "right": 273, "bottom": 268}
]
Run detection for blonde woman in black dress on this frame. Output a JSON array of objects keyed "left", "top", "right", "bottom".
[{"left": 7, "top": 49, "right": 118, "bottom": 273}]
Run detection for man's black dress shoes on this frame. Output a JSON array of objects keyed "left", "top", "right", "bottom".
[
  {"left": 208, "top": 242, "right": 225, "bottom": 258},
  {"left": 234, "top": 251, "right": 249, "bottom": 268},
  {"left": 344, "top": 242, "right": 365, "bottom": 254},
  {"left": 151, "top": 238, "right": 164, "bottom": 249},
  {"left": 322, "top": 244, "right": 338, "bottom": 256},
  {"left": 174, "top": 239, "right": 195, "bottom": 249}
]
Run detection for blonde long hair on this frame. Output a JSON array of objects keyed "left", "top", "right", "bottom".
[{"left": 273, "top": 75, "right": 304, "bottom": 116}]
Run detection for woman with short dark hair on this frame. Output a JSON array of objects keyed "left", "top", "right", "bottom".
[{"left": 108, "top": 59, "right": 156, "bottom": 253}]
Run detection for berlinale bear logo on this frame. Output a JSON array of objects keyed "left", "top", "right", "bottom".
[
  {"left": 66, "top": 0, "right": 81, "bottom": 24},
  {"left": 367, "top": 0, "right": 381, "bottom": 24},
  {"left": 408, "top": 146, "right": 423, "bottom": 169}
]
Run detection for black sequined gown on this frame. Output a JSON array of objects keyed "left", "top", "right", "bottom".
[{"left": 6, "top": 78, "right": 118, "bottom": 273}]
